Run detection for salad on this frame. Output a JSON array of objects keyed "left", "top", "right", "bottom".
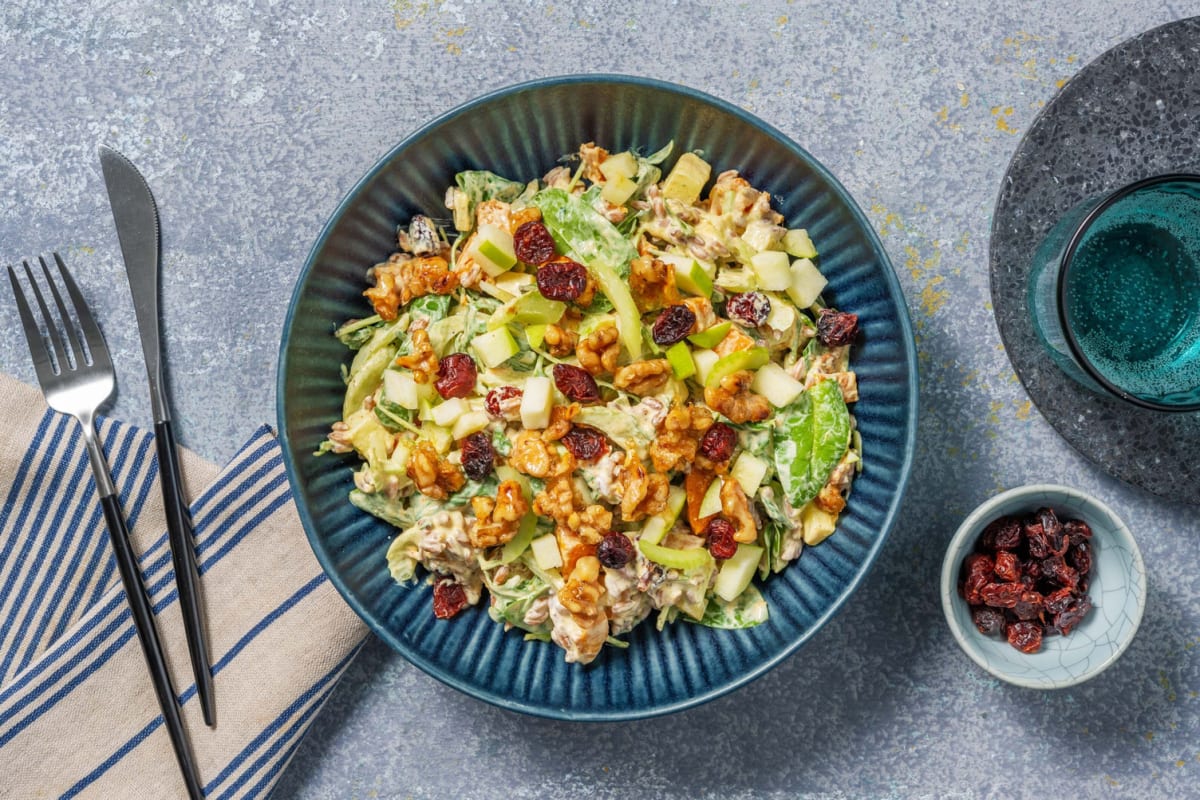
[{"left": 320, "top": 142, "right": 862, "bottom": 664}]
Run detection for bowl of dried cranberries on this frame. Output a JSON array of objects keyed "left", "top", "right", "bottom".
[{"left": 940, "top": 484, "right": 1146, "bottom": 689}]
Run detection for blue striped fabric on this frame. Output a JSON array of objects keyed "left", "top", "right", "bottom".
[{"left": 0, "top": 395, "right": 366, "bottom": 800}]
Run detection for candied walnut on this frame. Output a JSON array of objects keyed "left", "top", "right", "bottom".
[
  {"left": 613, "top": 359, "right": 673, "bottom": 396},
  {"left": 567, "top": 504, "right": 613, "bottom": 546},
  {"left": 578, "top": 142, "right": 609, "bottom": 183},
  {"left": 649, "top": 404, "right": 714, "bottom": 473},
  {"left": 468, "top": 480, "right": 529, "bottom": 548},
  {"left": 474, "top": 199, "right": 512, "bottom": 230},
  {"left": 510, "top": 206, "right": 544, "bottom": 233},
  {"left": 720, "top": 477, "right": 757, "bottom": 543},
  {"left": 406, "top": 441, "right": 466, "bottom": 500},
  {"left": 542, "top": 403, "right": 580, "bottom": 442},
  {"left": 557, "top": 554, "right": 606, "bottom": 626},
  {"left": 365, "top": 254, "right": 459, "bottom": 320},
  {"left": 542, "top": 323, "right": 579, "bottom": 357},
  {"left": 509, "top": 430, "right": 574, "bottom": 479},
  {"left": 681, "top": 296, "right": 717, "bottom": 332},
  {"left": 629, "top": 256, "right": 679, "bottom": 312},
  {"left": 395, "top": 328, "right": 438, "bottom": 384},
  {"left": 616, "top": 450, "right": 670, "bottom": 522},
  {"left": 577, "top": 323, "right": 621, "bottom": 376},
  {"left": 704, "top": 370, "right": 770, "bottom": 423},
  {"left": 534, "top": 474, "right": 576, "bottom": 524},
  {"left": 814, "top": 482, "right": 847, "bottom": 514}
]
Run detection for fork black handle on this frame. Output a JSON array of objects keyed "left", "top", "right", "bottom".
[
  {"left": 155, "top": 419, "right": 216, "bottom": 727},
  {"left": 99, "top": 491, "right": 206, "bottom": 800}
]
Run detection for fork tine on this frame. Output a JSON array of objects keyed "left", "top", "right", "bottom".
[
  {"left": 52, "top": 253, "right": 112, "bottom": 371},
  {"left": 38, "top": 255, "right": 89, "bottom": 368},
  {"left": 21, "top": 259, "right": 72, "bottom": 374},
  {"left": 7, "top": 265, "right": 57, "bottom": 384}
]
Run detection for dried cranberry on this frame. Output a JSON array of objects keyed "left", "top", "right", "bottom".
[
  {"left": 704, "top": 517, "right": 738, "bottom": 560},
  {"left": 651, "top": 304, "right": 697, "bottom": 345},
  {"left": 1014, "top": 590, "right": 1045, "bottom": 621},
  {"left": 979, "top": 515, "right": 1022, "bottom": 552},
  {"left": 1043, "top": 587, "right": 1076, "bottom": 615},
  {"left": 1042, "top": 555, "right": 1079, "bottom": 590},
  {"left": 1025, "top": 521, "right": 1052, "bottom": 559},
  {"left": 980, "top": 582, "right": 1023, "bottom": 608},
  {"left": 1021, "top": 558, "right": 1043, "bottom": 583},
  {"left": 552, "top": 363, "right": 600, "bottom": 403},
  {"left": 962, "top": 553, "right": 995, "bottom": 580},
  {"left": 816, "top": 308, "right": 859, "bottom": 346},
  {"left": 1052, "top": 596, "right": 1093, "bottom": 635},
  {"left": 513, "top": 220, "right": 558, "bottom": 265},
  {"left": 698, "top": 422, "right": 737, "bottom": 463},
  {"left": 432, "top": 578, "right": 468, "bottom": 619},
  {"left": 536, "top": 259, "right": 589, "bottom": 301},
  {"left": 485, "top": 385, "right": 522, "bottom": 419},
  {"left": 994, "top": 550, "right": 1020, "bottom": 583},
  {"left": 1064, "top": 519, "right": 1093, "bottom": 546},
  {"left": 435, "top": 353, "right": 477, "bottom": 399},
  {"left": 597, "top": 532, "right": 635, "bottom": 569},
  {"left": 962, "top": 573, "right": 989, "bottom": 605},
  {"left": 1068, "top": 541, "right": 1092, "bottom": 576},
  {"left": 459, "top": 431, "right": 495, "bottom": 482},
  {"left": 971, "top": 605, "right": 1006, "bottom": 636},
  {"left": 561, "top": 425, "right": 609, "bottom": 461},
  {"left": 1006, "top": 620, "right": 1043, "bottom": 654},
  {"left": 725, "top": 292, "right": 771, "bottom": 327}
]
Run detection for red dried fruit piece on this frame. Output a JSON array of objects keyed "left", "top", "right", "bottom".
[
  {"left": 435, "top": 353, "right": 478, "bottom": 399},
  {"left": 597, "top": 531, "right": 635, "bottom": 569},
  {"left": 980, "top": 515, "right": 1022, "bottom": 552},
  {"left": 962, "top": 573, "right": 989, "bottom": 605},
  {"left": 994, "top": 550, "right": 1021, "bottom": 583},
  {"left": 552, "top": 363, "right": 600, "bottom": 403},
  {"left": 652, "top": 304, "right": 697, "bottom": 345},
  {"left": 485, "top": 385, "right": 522, "bottom": 419},
  {"left": 1025, "top": 521, "right": 1052, "bottom": 559},
  {"left": 1053, "top": 596, "right": 1093, "bottom": 635},
  {"left": 432, "top": 578, "right": 468, "bottom": 619},
  {"left": 1006, "top": 620, "right": 1043, "bottom": 654},
  {"left": 816, "top": 308, "right": 859, "bottom": 346},
  {"left": 962, "top": 553, "right": 995, "bottom": 580},
  {"left": 1042, "top": 555, "right": 1080, "bottom": 590},
  {"left": 971, "top": 605, "right": 1006, "bottom": 636},
  {"left": 1021, "top": 558, "right": 1043, "bottom": 583},
  {"left": 459, "top": 431, "right": 496, "bottom": 482},
  {"left": 536, "top": 259, "right": 588, "bottom": 301},
  {"left": 704, "top": 517, "right": 738, "bottom": 560},
  {"left": 1068, "top": 541, "right": 1092, "bottom": 576},
  {"left": 1043, "top": 587, "right": 1076, "bottom": 615},
  {"left": 725, "top": 292, "right": 771, "bottom": 327},
  {"left": 1014, "top": 590, "right": 1045, "bottom": 621},
  {"left": 698, "top": 422, "right": 737, "bottom": 463},
  {"left": 1064, "top": 518, "right": 1093, "bottom": 546},
  {"left": 980, "top": 582, "right": 1023, "bottom": 608},
  {"left": 513, "top": 220, "right": 558, "bottom": 265},
  {"left": 561, "top": 425, "right": 609, "bottom": 462}
]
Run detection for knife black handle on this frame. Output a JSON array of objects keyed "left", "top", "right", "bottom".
[
  {"left": 155, "top": 419, "right": 216, "bottom": 727},
  {"left": 100, "top": 492, "right": 206, "bottom": 800}
]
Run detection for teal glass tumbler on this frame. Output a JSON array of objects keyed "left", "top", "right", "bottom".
[{"left": 1028, "top": 174, "right": 1200, "bottom": 411}]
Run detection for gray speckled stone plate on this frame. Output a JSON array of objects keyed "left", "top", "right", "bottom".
[{"left": 990, "top": 16, "right": 1200, "bottom": 505}]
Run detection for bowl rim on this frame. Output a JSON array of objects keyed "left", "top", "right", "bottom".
[
  {"left": 277, "top": 73, "right": 920, "bottom": 719},
  {"left": 939, "top": 483, "right": 1147, "bottom": 689}
]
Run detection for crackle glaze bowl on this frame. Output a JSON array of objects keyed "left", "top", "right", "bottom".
[
  {"left": 941, "top": 484, "right": 1146, "bottom": 689},
  {"left": 277, "top": 75, "right": 919, "bottom": 719}
]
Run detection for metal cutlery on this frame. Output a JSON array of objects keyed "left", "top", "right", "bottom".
[
  {"left": 99, "top": 145, "right": 216, "bottom": 727},
  {"left": 7, "top": 254, "right": 206, "bottom": 800}
]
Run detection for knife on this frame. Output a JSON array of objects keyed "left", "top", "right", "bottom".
[{"left": 99, "top": 145, "right": 216, "bottom": 727}]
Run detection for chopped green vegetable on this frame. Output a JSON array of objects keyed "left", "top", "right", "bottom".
[
  {"left": 704, "top": 346, "right": 770, "bottom": 389},
  {"left": 772, "top": 379, "right": 851, "bottom": 508}
]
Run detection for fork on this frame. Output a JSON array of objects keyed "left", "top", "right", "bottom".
[{"left": 7, "top": 254, "right": 206, "bottom": 800}]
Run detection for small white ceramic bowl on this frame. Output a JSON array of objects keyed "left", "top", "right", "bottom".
[{"left": 940, "top": 484, "right": 1146, "bottom": 689}]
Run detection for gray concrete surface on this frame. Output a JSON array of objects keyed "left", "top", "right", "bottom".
[{"left": 1, "top": 2, "right": 1197, "bottom": 798}]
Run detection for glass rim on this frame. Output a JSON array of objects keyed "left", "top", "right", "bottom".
[{"left": 1056, "top": 172, "right": 1200, "bottom": 412}]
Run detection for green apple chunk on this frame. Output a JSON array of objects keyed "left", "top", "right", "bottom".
[
  {"left": 751, "top": 362, "right": 805, "bottom": 408},
  {"left": 687, "top": 321, "right": 731, "bottom": 349},
  {"left": 488, "top": 290, "right": 567, "bottom": 331},
  {"left": 468, "top": 223, "right": 518, "bottom": 276},
  {"left": 451, "top": 410, "right": 490, "bottom": 440},
  {"left": 713, "top": 543, "right": 765, "bottom": 602},
  {"left": 782, "top": 228, "right": 819, "bottom": 259},
  {"left": 661, "top": 152, "right": 712, "bottom": 205},
  {"left": 530, "top": 533, "right": 562, "bottom": 570},
  {"left": 659, "top": 253, "right": 715, "bottom": 298},
  {"left": 431, "top": 397, "right": 468, "bottom": 427},
  {"left": 786, "top": 258, "right": 828, "bottom": 308},
  {"left": 665, "top": 342, "right": 696, "bottom": 379},
  {"left": 599, "top": 151, "right": 638, "bottom": 180},
  {"left": 601, "top": 174, "right": 638, "bottom": 206},
  {"left": 382, "top": 368, "right": 420, "bottom": 410},
  {"left": 500, "top": 513, "right": 539, "bottom": 563},
  {"left": 692, "top": 348, "right": 720, "bottom": 385},
  {"left": 749, "top": 250, "right": 793, "bottom": 291},
  {"left": 704, "top": 346, "right": 770, "bottom": 389},
  {"left": 698, "top": 476, "right": 724, "bottom": 518},
  {"left": 729, "top": 451, "right": 770, "bottom": 496},
  {"left": 472, "top": 326, "right": 520, "bottom": 369},
  {"left": 519, "top": 376, "right": 555, "bottom": 429}
]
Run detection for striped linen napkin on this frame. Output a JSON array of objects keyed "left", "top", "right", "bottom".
[{"left": 0, "top": 372, "right": 367, "bottom": 799}]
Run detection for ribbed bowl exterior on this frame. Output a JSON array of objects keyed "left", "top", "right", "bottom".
[{"left": 277, "top": 76, "right": 918, "bottom": 720}]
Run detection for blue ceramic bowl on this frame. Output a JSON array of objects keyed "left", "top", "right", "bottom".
[
  {"left": 277, "top": 75, "right": 919, "bottom": 719},
  {"left": 940, "top": 484, "right": 1147, "bottom": 689}
]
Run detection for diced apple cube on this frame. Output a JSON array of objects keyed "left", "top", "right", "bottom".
[
  {"left": 782, "top": 228, "right": 818, "bottom": 259},
  {"left": 640, "top": 515, "right": 670, "bottom": 546},
  {"left": 520, "top": 376, "right": 555, "bottom": 429},
  {"left": 530, "top": 533, "right": 563, "bottom": 570},
  {"left": 382, "top": 369, "right": 420, "bottom": 410},
  {"left": 698, "top": 476, "right": 724, "bottom": 518},
  {"left": 713, "top": 543, "right": 764, "bottom": 602},
  {"left": 600, "top": 174, "right": 638, "bottom": 206},
  {"left": 665, "top": 342, "right": 696, "bottom": 379},
  {"left": 660, "top": 253, "right": 714, "bottom": 298},
  {"left": 802, "top": 502, "right": 839, "bottom": 545},
  {"left": 451, "top": 410, "right": 490, "bottom": 440},
  {"left": 752, "top": 362, "right": 805, "bottom": 408},
  {"left": 431, "top": 398, "right": 468, "bottom": 428},
  {"left": 661, "top": 152, "right": 712, "bottom": 205},
  {"left": 467, "top": 223, "right": 517, "bottom": 276},
  {"left": 763, "top": 294, "right": 796, "bottom": 332},
  {"left": 599, "top": 151, "right": 637, "bottom": 180},
  {"left": 493, "top": 271, "right": 535, "bottom": 296},
  {"left": 741, "top": 219, "right": 786, "bottom": 252},
  {"left": 749, "top": 250, "right": 793, "bottom": 291},
  {"left": 729, "top": 452, "right": 770, "bottom": 496},
  {"left": 692, "top": 349, "right": 720, "bottom": 386},
  {"left": 787, "top": 258, "right": 828, "bottom": 308},
  {"left": 472, "top": 327, "right": 520, "bottom": 369}
]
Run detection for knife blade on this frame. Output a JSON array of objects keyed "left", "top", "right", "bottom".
[{"left": 99, "top": 144, "right": 216, "bottom": 727}]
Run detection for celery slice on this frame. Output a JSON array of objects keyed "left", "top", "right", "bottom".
[{"left": 638, "top": 540, "right": 714, "bottom": 572}]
